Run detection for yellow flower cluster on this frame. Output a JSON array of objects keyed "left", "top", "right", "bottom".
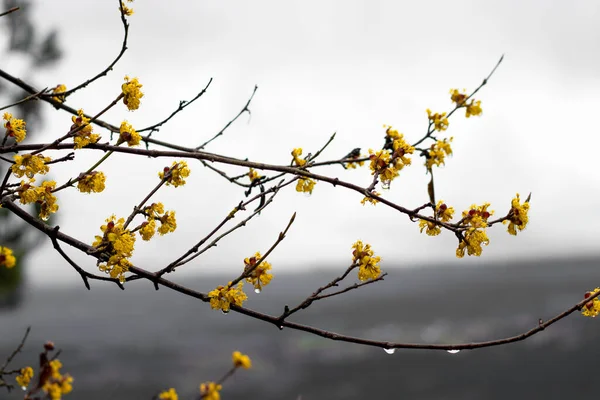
[
  {"left": 159, "top": 161, "right": 191, "bottom": 187},
  {"left": 243, "top": 252, "right": 273, "bottom": 291},
  {"left": 158, "top": 388, "right": 178, "bottom": 400},
  {"left": 42, "top": 359, "right": 73, "bottom": 400},
  {"left": 77, "top": 171, "right": 106, "bottom": 193},
  {"left": 291, "top": 147, "right": 307, "bottom": 167},
  {"left": 208, "top": 282, "right": 248, "bottom": 312},
  {"left": 15, "top": 366, "right": 34, "bottom": 388},
  {"left": 118, "top": 121, "right": 141, "bottom": 146},
  {"left": 11, "top": 153, "right": 51, "bottom": 180},
  {"left": 456, "top": 203, "right": 493, "bottom": 258},
  {"left": 419, "top": 201, "right": 455, "bottom": 236},
  {"left": 351, "top": 240, "right": 382, "bottom": 281},
  {"left": 93, "top": 215, "right": 136, "bottom": 283},
  {"left": 582, "top": 288, "right": 600, "bottom": 318},
  {"left": 139, "top": 202, "right": 177, "bottom": 241},
  {"left": 122, "top": 75, "right": 144, "bottom": 111},
  {"left": 450, "top": 88, "right": 482, "bottom": 118},
  {"left": 296, "top": 177, "right": 316, "bottom": 194},
  {"left": 71, "top": 109, "right": 100, "bottom": 149},
  {"left": 369, "top": 126, "right": 415, "bottom": 187},
  {"left": 18, "top": 180, "right": 59, "bottom": 221},
  {"left": 0, "top": 246, "right": 17, "bottom": 268},
  {"left": 426, "top": 109, "right": 449, "bottom": 131},
  {"left": 248, "top": 168, "right": 262, "bottom": 182},
  {"left": 503, "top": 193, "right": 530, "bottom": 235},
  {"left": 425, "top": 138, "right": 453, "bottom": 169},
  {"left": 119, "top": 0, "right": 135, "bottom": 16},
  {"left": 200, "top": 382, "right": 222, "bottom": 400},
  {"left": 361, "top": 191, "right": 380, "bottom": 206},
  {"left": 3, "top": 112, "right": 26, "bottom": 142},
  {"left": 232, "top": 351, "right": 252, "bottom": 369},
  {"left": 51, "top": 84, "right": 67, "bottom": 103}
]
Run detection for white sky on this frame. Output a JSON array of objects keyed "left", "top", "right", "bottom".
[{"left": 3, "top": 0, "right": 600, "bottom": 285}]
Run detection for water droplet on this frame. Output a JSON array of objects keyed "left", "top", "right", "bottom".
[
  {"left": 21, "top": 386, "right": 26, "bottom": 391},
  {"left": 383, "top": 348, "right": 396, "bottom": 355},
  {"left": 278, "top": 325, "right": 284, "bottom": 331},
  {"left": 254, "top": 288, "right": 261, "bottom": 294},
  {"left": 447, "top": 349, "right": 460, "bottom": 354},
  {"left": 221, "top": 309, "right": 230, "bottom": 315}
]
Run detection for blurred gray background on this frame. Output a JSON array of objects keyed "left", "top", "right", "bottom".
[{"left": 1, "top": 0, "right": 599, "bottom": 399}]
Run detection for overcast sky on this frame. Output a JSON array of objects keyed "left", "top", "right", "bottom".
[{"left": 3, "top": 0, "right": 599, "bottom": 285}]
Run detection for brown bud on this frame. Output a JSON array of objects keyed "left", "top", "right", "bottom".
[{"left": 44, "top": 341, "right": 55, "bottom": 351}]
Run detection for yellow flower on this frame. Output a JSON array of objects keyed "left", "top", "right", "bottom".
[
  {"left": 3, "top": 112, "right": 27, "bottom": 142},
  {"left": 15, "top": 366, "right": 34, "bottom": 389},
  {"left": 41, "top": 359, "right": 73, "bottom": 399},
  {"left": 450, "top": 88, "right": 468, "bottom": 106},
  {"left": 199, "top": 382, "right": 222, "bottom": 400},
  {"left": 419, "top": 219, "right": 440, "bottom": 236},
  {"left": 140, "top": 219, "right": 156, "bottom": 241},
  {"left": 455, "top": 203, "right": 493, "bottom": 258},
  {"left": 244, "top": 252, "right": 273, "bottom": 291},
  {"left": 465, "top": 100, "right": 482, "bottom": 118},
  {"left": 158, "top": 388, "right": 178, "bottom": 400},
  {"left": 208, "top": 281, "right": 248, "bottom": 312},
  {"left": 18, "top": 180, "right": 59, "bottom": 221},
  {"left": 248, "top": 168, "right": 262, "bottom": 182},
  {"left": 0, "top": 246, "right": 17, "bottom": 268},
  {"left": 122, "top": 75, "right": 144, "bottom": 111},
  {"left": 119, "top": 1, "right": 134, "bottom": 15},
  {"left": 11, "top": 154, "right": 51, "bottom": 179},
  {"left": 51, "top": 84, "right": 67, "bottom": 103},
  {"left": 158, "top": 211, "right": 177, "bottom": 235},
  {"left": 71, "top": 109, "right": 100, "bottom": 149},
  {"left": 77, "top": 171, "right": 106, "bottom": 193},
  {"left": 361, "top": 191, "right": 380, "bottom": 206},
  {"left": 426, "top": 109, "right": 449, "bottom": 131},
  {"left": 93, "top": 215, "right": 135, "bottom": 282},
  {"left": 296, "top": 177, "right": 316, "bottom": 194},
  {"left": 425, "top": 138, "right": 453, "bottom": 169},
  {"left": 159, "top": 161, "right": 191, "bottom": 187},
  {"left": 503, "top": 193, "right": 530, "bottom": 236},
  {"left": 351, "top": 241, "right": 382, "bottom": 281},
  {"left": 582, "top": 288, "right": 600, "bottom": 318},
  {"left": 118, "top": 120, "right": 141, "bottom": 146},
  {"left": 232, "top": 351, "right": 252, "bottom": 369},
  {"left": 291, "top": 147, "right": 307, "bottom": 167}
]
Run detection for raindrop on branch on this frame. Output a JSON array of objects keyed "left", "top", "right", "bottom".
[
  {"left": 446, "top": 349, "right": 460, "bottom": 354},
  {"left": 221, "top": 309, "right": 230, "bottom": 315},
  {"left": 383, "top": 348, "right": 396, "bottom": 355},
  {"left": 254, "top": 288, "right": 261, "bottom": 294}
]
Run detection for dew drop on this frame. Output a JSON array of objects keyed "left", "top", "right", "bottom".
[
  {"left": 383, "top": 348, "right": 396, "bottom": 355},
  {"left": 278, "top": 325, "right": 284, "bottom": 331},
  {"left": 254, "top": 288, "right": 261, "bottom": 294},
  {"left": 21, "top": 386, "right": 26, "bottom": 391},
  {"left": 447, "top": 349, "right": 460, "bottom": 354},
  {"left": 221, "top": 309, "right": 230, "bottom": 315}
]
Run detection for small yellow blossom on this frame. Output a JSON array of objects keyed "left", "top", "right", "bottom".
[
  {"left": 11, "top": 154, "right": 51, "bottom": 179},
  {"left": 248, "top": 168, "right": 262, "bottom": 182},
  {"left": 140, "top": 219, "right": 156, "bottom": 241},
  {"left": 503, "top": 193, "right": 530, "bottom": 235},
  {"left": 77, "top": 171, "right": 106, "bottom": 193},
  {"left": 419, "top": 203, "right": 454, "bottom": 236},
  {"left": 3, "top": 112, "right": 26, "bottom": 142},
  {"left": 456, "top": 203, "right": 493, "bottom": 258},
  {"left": 41, "top": 359, "right": 73, "bottom": 399},
  {"left": 51, "top": 84, "right": 67, "bottom": 103},
  {"left": 122, "top": 75, "right": 144, "bottom": 111},
  {"left": 465, "top": 100, "right": 482, "bottom": 118},
  {"left": 244, "top": 252, "right": 273, "bottom": 291},
  {"left": 232, "top": 351, "right": 252, "bottom": 369},
  {"left": 158, "top": 388, "right": 178, "bottom": 400},
  {"left": 450, "top": 88, "right": 468, "bottom": 106},
  {"left": 119, "top": 1, "right": 134, "bottom": 15},
  {"left": 351, "top": 240, "right": 382, "bottom": 281},
  {"left": 93, "top": 215, "right": 136, "bottom": 282},
  {"left": 118, "top": 120, "right": 141, "bottom": 146},
  {"left": 291, "top": 148, "right": 307, "bottom": 167},
  {"left": 71, "top": 109, "right": 100, "bottom": 149},
  {"left": 0, "top": 246, "right": 17, "bottom": 268},
  {"left": 426, "top": 109, "right": 449, "bottom": 131},
  {"left": 199, "top": 382, "right": 222, "bottom": 400},
  {"left": 158, "top": 211, "right": 177, "bottom": 235},
  {"left": 208, "top": 281, "right": 248, "bottom": 312},
  {"left": 296, "top": 177, "right": 316, "bottom": 194},
  {"left": 361, "top": 191, "right": 380, "bottom": 206},
  {"left": 15, "top": 366, "right": 34, "bottom": 389},
  {"left": 18, "top": 180, "right": 59, "bottom": 221},
  {"left": 425, "top": 138, "right": 453, "bottom": 169},
  {"left": 159, "top": 161, "right": 191, "bottom": 187},
  {"left": 582, "top": 288, "right": 600, "bottom": 318}
]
